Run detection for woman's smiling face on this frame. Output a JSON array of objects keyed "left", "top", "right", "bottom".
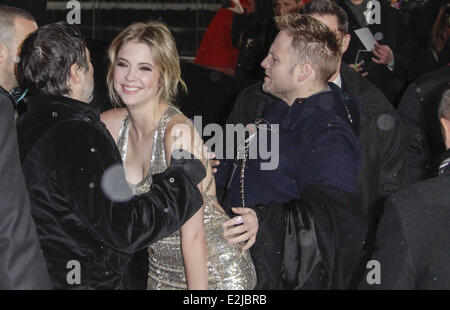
[{"left": 113, "top": 40, "right": 161, "bottom": 107}]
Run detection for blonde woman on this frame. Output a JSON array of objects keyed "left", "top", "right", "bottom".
[{"left": 101, "top": 21, "right": 257, "bottom": 290}]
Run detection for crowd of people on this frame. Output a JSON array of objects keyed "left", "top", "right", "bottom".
[{"left": 0, "top": 0, "right": 449, "bottom": 290}]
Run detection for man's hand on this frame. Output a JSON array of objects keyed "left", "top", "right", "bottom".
[
  {"left": 207, "top": 150, "right": 220, "bottom": 173},
  {"left": 372, "top": 43, "right": 394, "bottom": 65},
  {"left": 223, "top": 207, "right": 258, "bottom": 251}
]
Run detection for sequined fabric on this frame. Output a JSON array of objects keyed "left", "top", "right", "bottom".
[{"left": 117, "top": 106, "right": 256, "bottom": 290}]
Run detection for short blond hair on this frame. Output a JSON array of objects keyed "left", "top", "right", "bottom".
[
  {"left": 275, "top": 13, "right": 341, "bottom": 83},
  {"left": 107, "top": 20, "right": 186, "bottom": 107}
]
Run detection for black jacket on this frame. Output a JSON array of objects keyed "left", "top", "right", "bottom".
[
  {"left": 397, "top": 66, "right": 450, "bottom": 183},
  {"left": 16, "top": 95, "right": 205, "bottom": 290},
  {"left": 359, "top": 149, "right": 450, "bottom": 290},
  {"left": 250, "top": 185, "right": 368, "bottom": 290},
  {"left": 0, "top": 87, "right": 52, "bottom": 289},
  {"left": 408, "top": 41, "right": 450, "bottom": 83},
  {"left": 340, "top": 64, "right": 407, "bottom": 219}
]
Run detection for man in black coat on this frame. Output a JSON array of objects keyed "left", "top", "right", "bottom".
[
  {"left": 16, "top": 22, "right": 206, "bottom": 290},
  {"left": 336, "top": 0, "right": 412, "bottom": 106},
  {"left": 0, "top": 5, "right": 51, "bottom": 289},
  {"left": 397, "top": 66, "right": 450, "bottom": 183},
  {"left": 359, "top": 88, "right": 450, "bottom": 290}
]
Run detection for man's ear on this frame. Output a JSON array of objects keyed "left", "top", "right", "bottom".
[
  {"left": 440, "top": 117, "right": 450, "bottom": 149},
  {"left": 69, "top": 63, "right": 82, "bottom": 85},
  {"left": 341, "top": 34, "right": 351, "bottom": 54},
  {"left": 294, "top": 62, "right": 313, "bottom": 82}
]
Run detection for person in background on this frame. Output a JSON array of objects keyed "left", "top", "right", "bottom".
[
  {"left": 397, "top": 66, "right": 450, "bottom": 183},
  {"left": 359, "top": 88, "right": 450, "bottom": 290},
  {"left": 408, "top": 2, "right": 450, "bottom": 83},
  {"left": 273, "top": 0, "right": 303, "bottom": 16},
  {"left": 194, "top": 1, "right": 252, "bottom": 74},
  {"left": 336, "top": 0, "right": 412, "bottom": 106},
  {"left": 231, "top": 0, "right": 277, "bottom": 81},
  {"left": 0, "top": 5, "right": 51, "bottom": 289}
]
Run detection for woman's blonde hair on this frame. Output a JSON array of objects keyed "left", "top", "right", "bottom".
[{"left": 107, "top": 20, "right": 187, "bottom": 107}]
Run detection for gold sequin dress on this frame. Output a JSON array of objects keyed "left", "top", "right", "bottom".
[{"left": 116, "top": 106, "right": 256, "bottom": 290}]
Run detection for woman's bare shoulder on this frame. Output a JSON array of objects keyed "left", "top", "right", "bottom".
[
  {"left": 164, "top": 112, "right": 198, "bottom": 145},
  {"left": 163, "top": 110, "right": 206, "bottom": 162},
  {"left": 100, "top": 107, "right": 128, "bottom": 141}
]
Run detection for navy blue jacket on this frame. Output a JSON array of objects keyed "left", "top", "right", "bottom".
[{"left": 216, "top": 89, "right": 361, "bottom": 208}]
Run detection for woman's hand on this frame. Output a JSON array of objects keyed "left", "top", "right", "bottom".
[{"left": 223, "top": 207, "right": 259, "bottom": 251}]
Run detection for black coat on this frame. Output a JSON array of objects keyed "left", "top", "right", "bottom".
[
  {"left": 16, "top": 95, "right": 205, "bottom": 290},
  {"left": 340, "top": 64, "right": 407, "bottom": 219},
  {"left": 359, "top": 149, "right": 450, "bottom": 290},
  {"left": 250, "top": 185, "right": 368, "bottom": 290},
  {"left": 397, "top": 66, "right": 450, "bottom": 183},
  {"left": 408, "top": 41, "right": 450, "bottom": 83},
  {"left": 0, "top": 87, "right": 51, "bottom": 289}
]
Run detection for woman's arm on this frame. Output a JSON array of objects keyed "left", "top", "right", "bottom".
[
  {"left": 180, "top": 206, "right": 208, "bottom": 289},
  {"left": 164, "top": 117, "right": 209, "bottom": 289}
]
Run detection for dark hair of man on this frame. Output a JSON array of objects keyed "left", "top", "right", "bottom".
[
  {"left": 18, "top": 21, "right": 89, "bottom": 97},
  {"left": 0, "top": 5, "right": 35, "bottom": 50},
  {"left": 299, "top": 0, "right": 349, "bottom": 35}
]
